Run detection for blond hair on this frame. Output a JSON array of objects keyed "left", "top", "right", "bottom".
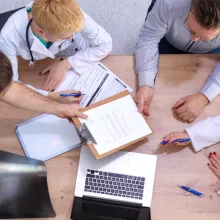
[{"left": 32, "top": 0, "right": 84, "bottom": 35}]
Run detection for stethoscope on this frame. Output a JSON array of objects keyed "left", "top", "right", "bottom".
[{"left": 26, "top": 18, "right": 74, "bottom": 66}]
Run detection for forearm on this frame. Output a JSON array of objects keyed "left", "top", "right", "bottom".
[
  {"left": 135, "top": 45, "right": 159, "bottom": 88},
  {"left": 1, "top": 82, "right": 61, "bottom": 115}
]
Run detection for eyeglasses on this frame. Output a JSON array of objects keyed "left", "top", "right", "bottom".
[{"left": 184, "top": 19, "right": 219, "bottom": 43}]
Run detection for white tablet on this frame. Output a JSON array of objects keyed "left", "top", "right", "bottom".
[{"left": 15, "top": 114, "right": 82, "bottom": 161}]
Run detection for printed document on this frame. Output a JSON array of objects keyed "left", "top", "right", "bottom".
[
  {"left": 79, "top": 95, "right": 152, "bottom": 155},
  {"left": 56, "top": 62, "right": 133, "bottom": 107}
]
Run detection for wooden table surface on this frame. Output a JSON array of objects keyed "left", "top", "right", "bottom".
[{"left": 1, "top": 55, "right": 220, "bottom": 220}]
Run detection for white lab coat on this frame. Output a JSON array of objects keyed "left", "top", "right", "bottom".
[
  {"left": 0, "top": 2, "right": 112, "bottom": 96},
  {"left": 186, "top": 116, "right": 220, "bottom": 152}
]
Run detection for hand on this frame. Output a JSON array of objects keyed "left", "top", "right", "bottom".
[
  {"left": 41, "top": 59, "right": 72, "bottom": 92},
  {"left": 208, "top": 152, "right": 220, "bottom": 179},
  {"left": 48, "top": 90, "right": 82, "bottom": 104},
  {"left": 134, "top": 86, "right": 153, "bottom": 116},
  {"left": 162, "top": 131, "right": 191, "bottom": 146},
  {"left": 173, "top": 93, "right": 209, "bottom": 123},
  {"left": 57, "top": 103, "right": 88, "bottom": 120}
]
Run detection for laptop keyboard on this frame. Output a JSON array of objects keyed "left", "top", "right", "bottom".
[{"left": 84, "top": 169, "right": 145, "bottom": 200}]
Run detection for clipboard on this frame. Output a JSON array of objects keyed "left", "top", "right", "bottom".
[{"left": 72, "top": 90, "right": 152, "bottom": 160}]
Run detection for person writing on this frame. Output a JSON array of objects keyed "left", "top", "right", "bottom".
[
  {"left": 135, "top": 0, "right": 220, "bottom": 123},
  {"left": 0, "top": 0, "right": 112, "bottom": 98},
  {"left": 0, "top": 52, "right": 87, "bottom": 119},
  {"left": 162, "top": 116, "right": 220, "bottom": 179}
]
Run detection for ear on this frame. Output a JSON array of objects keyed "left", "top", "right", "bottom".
[{"left": 38, "top": 29, "right": 44, "bottom": 34}]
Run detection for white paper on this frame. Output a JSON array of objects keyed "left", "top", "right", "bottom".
[
  {"left": 56, "top": 62, "right": 133, "bottom": 107},
  {"left": 79, "top": 95, "right": 152, "bottom": 155}
]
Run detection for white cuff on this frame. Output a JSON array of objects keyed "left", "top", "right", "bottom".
[{"left": 200, "top": 78, "right": 220, "bottom": 102}]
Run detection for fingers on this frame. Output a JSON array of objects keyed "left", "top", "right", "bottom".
[
  {"left": 75, "top": 111, "right": 88, "bottom": 119},
  {"left": 43, "top": 76, "right": 52, "bottom": 91},
  {"left": 43, "top": 77, "right": 59, "bottom": 92},
  {"left": 208, "top": 152, "right": 220, "bottom": 178},
  {"left": 40, "top": 66, "right": 50, "bottom": 75},
  {"left": 174, "top": 104, "right": 187, "bottom": 115},
  {"left": 137, "top": 97, "right": 144, "bottom": 113},
  {"left": 65, "top": 96, "right": 82, "bottom": 103},
  {"left": 53, "top": 80, "right": 62, "bottom": 91},
  {"left": 215, "top": 152, "right": 220, "bottom": 160},
  {"left": 208, "top": 163, "right": 219, "bottom": 176},
  {"left": 162, "top": 131, "right": 190, "bottom": 146},
  {"left": 173, "top": 97, "right": 187, "bottom": 109}
]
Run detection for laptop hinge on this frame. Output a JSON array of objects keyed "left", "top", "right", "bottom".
[{"left": 82, "top": 195, "right": 142, "bottom": 208}]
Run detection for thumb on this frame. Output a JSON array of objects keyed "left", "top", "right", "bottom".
[
  {"left": 137, "top": 97, "right": 144, "bottom": 113},
  {"left": 173, "top": 97, "right": 188, "bottom": 109},
  {"left": 75, "top": 111, "right": 88, "bottom": 119}
]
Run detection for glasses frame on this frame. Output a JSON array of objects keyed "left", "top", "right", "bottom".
[{"left": 184, "top": 12, "right": 219, "bottom": 43}]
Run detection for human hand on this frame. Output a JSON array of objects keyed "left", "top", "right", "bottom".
[
  {"left": 134, "top": 86, "right": 153, "bottom": 116},
  {"left": 48, "top": 90, "right": 82, "bottom": 104},
  {"left": 57, "top": 102, "right": 88, "bottom": 120},
  {"left": 173, "top": 93, "right": 209, "bottom": 123},
  {"left": 41, "top": 59, "right": 72, "bottom": 92},
  {"left": 208, "top": 152, "right": 220, "bottom": 179},
  {"left": 162, "top": 131, "right": 191, "bottom": 146}
]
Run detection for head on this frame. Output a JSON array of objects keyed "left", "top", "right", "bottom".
[
  {"left": 32, "top": 0, "right": 84, "bottom": 42},
  {"left": 0, "top": 52, "right": 13, "bottom": 97},
  {"left": 186, "top": 0, "right": 220, "bottom": 42}
]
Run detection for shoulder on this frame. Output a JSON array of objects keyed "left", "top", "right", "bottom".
[
  {"left": 1, "top": 8, "right": 27, "bottom": 40},
  {"left": 158, "top": 0, "right": 190, "bottom": 10}
]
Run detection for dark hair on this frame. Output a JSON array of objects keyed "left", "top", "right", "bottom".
[
  {"left": 191, "top": 0, "right": 220, "bottom": 29},
  {"left": 0, "top": 52, "right": 13, "bottom": 93}
]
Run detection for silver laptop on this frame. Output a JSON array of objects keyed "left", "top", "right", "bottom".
[{"left": 71, "top": 146, "right": 157, "bottom": 220}]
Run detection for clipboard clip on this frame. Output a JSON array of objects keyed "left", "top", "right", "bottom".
[{"left": 79, "top": 123, "right": 97, "bottom": 145}]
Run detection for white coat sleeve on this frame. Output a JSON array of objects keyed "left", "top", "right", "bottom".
[
  {"left": 185, "top": 115, "right": 220, "bottom": 152},
  {"left": 200, "top": 62, "right": 220, "bottom": 102},
  {"left": 67, "top": 11, "right": 112, "bottom": 74},
  {"left": 0, "top": 31, "right": 48, "bottom": 96}
]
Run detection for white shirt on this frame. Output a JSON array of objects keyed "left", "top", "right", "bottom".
[
  {"left": 0, "top": 2, "right": 112, "bottom": 96},
  {"left": 186, "top": 116, "right": 220, "bottom": 152}
]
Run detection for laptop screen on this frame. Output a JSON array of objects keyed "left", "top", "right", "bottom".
[{"left": 71, "top": 197, "right": 151, "bottom": 220}]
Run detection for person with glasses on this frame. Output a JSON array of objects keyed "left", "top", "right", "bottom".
[
  {"left": 135, "top": 0, "right": 220, "bottom": 123},
  {"left": 0, "top": 0, "right": 112, "bottom": 100}
]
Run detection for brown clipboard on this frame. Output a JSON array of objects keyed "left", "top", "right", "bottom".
[{"left": 72, "top": 90, "right": 152, "bottom": 160}]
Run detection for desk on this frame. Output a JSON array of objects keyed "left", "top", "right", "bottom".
[{"left": 0, "top": 55, "right": 220, "bottom": 220}]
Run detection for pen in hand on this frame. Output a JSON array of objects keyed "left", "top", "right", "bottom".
[
  {"left": 60, "top": 93, "right": 86, "bottom": 97},
  {"left": 160, "top": 138, "right": 191, "bottom": 145}
]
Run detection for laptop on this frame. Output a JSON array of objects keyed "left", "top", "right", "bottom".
[{"left": 71, "top": 146, "right": 157, "bottom": 220}]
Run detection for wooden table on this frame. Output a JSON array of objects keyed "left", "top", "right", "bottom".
[{"left": 1, "top": 55, "right": 220, "bottom": 220}]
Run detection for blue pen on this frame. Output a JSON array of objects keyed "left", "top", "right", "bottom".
[
  {"left": 177, "top": 185, "right": 204, "bottom": 197},
  {"left": 160, "top": 138, "right": 190, "bottom": 145},
  {"left": 60, "top": 93, "right": 85, "bottom": 97}
]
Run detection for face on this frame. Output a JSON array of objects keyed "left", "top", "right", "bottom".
[
  {"left": 186, "top": 11, "right": 220, "bottom": 42},
  {"left": 39, "top": 29, "right": 73, "bottom": 42}
]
